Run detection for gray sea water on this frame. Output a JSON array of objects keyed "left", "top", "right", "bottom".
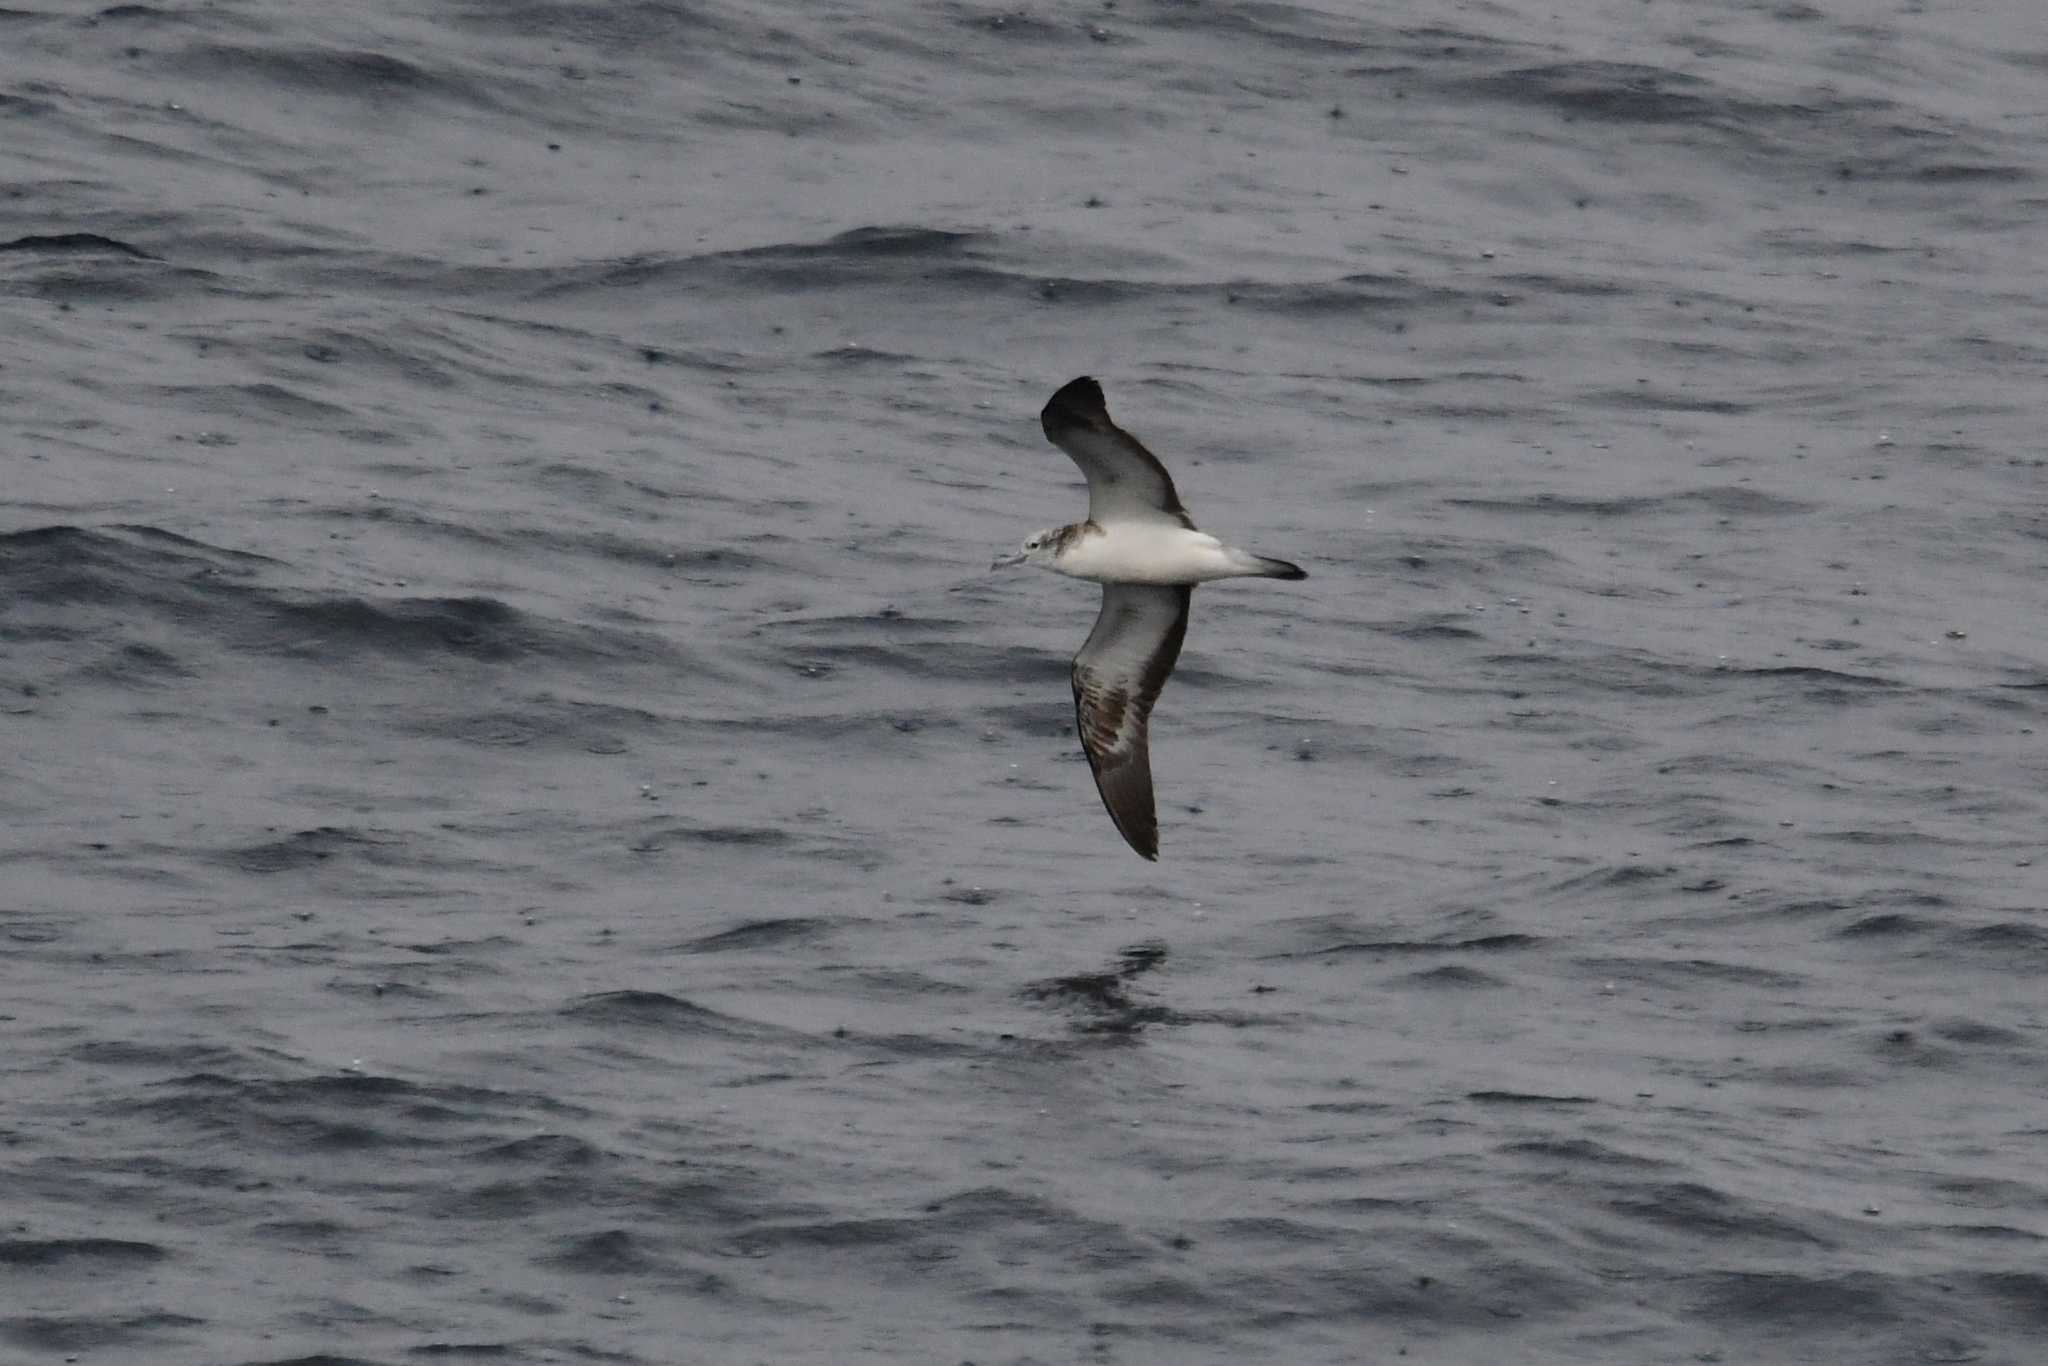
[{"left": 4, "top": 1, "right": 2047, "bottom": 1362}]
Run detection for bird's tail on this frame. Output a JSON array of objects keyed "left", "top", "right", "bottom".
[{"left": 1225, "top": 547, "right": 1307, "bottom": 580}]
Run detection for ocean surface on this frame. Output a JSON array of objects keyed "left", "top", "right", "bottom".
[{"left": 4, "top": 1, "right": 2047, "bottom": 1362}]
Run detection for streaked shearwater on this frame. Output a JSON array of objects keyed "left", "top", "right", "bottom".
[{"left": 993, "top": 376, "right": 1306, "bottom": 861}]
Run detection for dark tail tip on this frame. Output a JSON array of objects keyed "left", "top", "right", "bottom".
[{"left": 1260, "top": 557, "right": 1308, "bottom": 581}]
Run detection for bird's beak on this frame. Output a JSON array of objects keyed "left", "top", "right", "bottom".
[{"left": 990, "top": 550, "right": 1026, "bottom": 570}]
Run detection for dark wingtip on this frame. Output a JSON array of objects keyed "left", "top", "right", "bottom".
[
  {"left": 1042, "top": 376, "right": 1109, "bottom": 436},
  {"left": 1261, "top": 557, "right": 1308, "bottom": 581}
]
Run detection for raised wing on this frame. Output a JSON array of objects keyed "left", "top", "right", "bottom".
[
  {"left": 1071, "top": 583, "right": 1193, "bottom": 860},
  {"left": 1040, "top": 376, "right": 1196, "bottom": 528}
]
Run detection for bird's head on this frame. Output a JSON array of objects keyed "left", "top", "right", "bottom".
[{"left": 991, "top": 526, "right": 1064, "bottom": 572}]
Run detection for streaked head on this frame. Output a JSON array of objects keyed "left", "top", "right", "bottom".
[{"left": 991, "top": 526, "right": 1064, "bottom": 571}]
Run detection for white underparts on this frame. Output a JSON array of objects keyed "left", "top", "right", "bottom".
[{"left": 1047, "top": 522, "right": 1274, "bottom": 585}]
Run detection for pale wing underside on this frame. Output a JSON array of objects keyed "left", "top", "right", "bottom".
[
  {"left": 1040, "top": 376, "right": 1196, "bottom": 529},
  {"left": 1071, "top": 583, "right": 1193, "bottom": 861}
]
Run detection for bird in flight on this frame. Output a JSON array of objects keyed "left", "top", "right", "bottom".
[{"left": 992, "top": 376, "right": 1306, "bottom": 861}]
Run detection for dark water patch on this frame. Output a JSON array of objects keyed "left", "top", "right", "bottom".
[
  {"left": 426, "top": 1175, "right": 610, "bottom": 1223},
  {"left": 1466, "top": 1090, "right": 1597, "bottom": 1106},
  {"left": 1686, "top": 1268, "right": 1915, "bottom": 1328},
  {"left": 1730, "top": 1013, "right": 1842, "bottom": 1037},
  {"left": 80, "top": 5, "right": 188, "bottom": 24},
  {"left": 1578, "top": 955, "right": 1807, "bottom": 990},
  {"left": 0, "top": 1311, "right": 205, "bottom": 1351},
  {"left": 623, "top": 817, "right": 883, "bottom": 871},
  {"left": 1947, "top": 1224, "right": 2047, "bottom": 1243},
  {"left": 1608, "top": 1181, "right": 1830, "bottom": 1245},
  {"left": 778, "top": 639, "right": 1084, "bottom": 684},
  {"left": 837, "top": 1030, "right": 986, "bottom": 1062},
  {"left": 627, "top": 821, "right": 791, "bottom": 852},
  {"left": 1499, "top": 1137, "right": 1667, "bottom": 1169},
  {"left": 523, "top": 225, "right": 1471, "bottom": 317},
  {"left": 0, "top": 231, "right": 157, "bottom": 258},
  {"left": 1738, "top": 664, "right": 1899, "bottom": 689},
  {"left": 1968, "top": 1271, "right": 2048, "bottom": 1324},
  {"left": 1482, "top": 649, "right": 1706, "bottom": 701},
  {"left": 1296, "top": 932, "right": 1537, "bottom": 958},
  {"left": 0, "top": 1237, "right": 168, "bottom": 1269},
  {"left": 1810, "top": 826, "right": 1966, "bottom": 849},
  {"left": 1303, "top": 1098, "right": 1397, "bottom": 1117},
  {"left": 1448, "top": 486, "right": 1815, "bottom": 517},
  {"left": 540, "top": 1228, "right": 671, "bottom": 1275},
  {"left": 404, "top": 1342, "right": 517, "bottom": 1358},
  {"left": 0, "top": 524, "right": 268, "bottom": 611},
  {"left": 1582, "top": 386, "right": 1754, "bottom": 414},
  {"left": 539, "top": 225, "right": 989, "bottom": 298},
  {"left": 148, "top": 380, "right": 355, "bottom": 421},
  {"left": 1451, "top": 61, "right": 1907, "bottom": 174},
  {"left": 261, "top": 593, "right": 672, "bottom": 667},
  {"left": 78, "top": 639, "right": 193, "bottom": 685},
  {"left": 467, "top": 1134, "right": 606, "bottom": 1167},
  {"left": 1023, "top": 942, "right": 1181, "bottom": 1033},
  {"left": 1394, "top": 964, "right": 1505, "bottom": 989},
  {"left": 722, "top": 1212, "right": 930, "bottom": 1258},
  {"left": 953, "top": 8, "right": 1074, "bottom": 43},
  {"left": 1151, "top": 2, "right": 1385, "bottom": 55},
  {"left": 1816, "top": 902, "right": 1945, "bottom": 940},
  {"left": 217, "top": 826, "right": 393, "bottom": 874},
  {"left": 1928, "top": 1175, "right": 2048, "bottom": 1210},
  {"left": 560, "top": 990, "right": 759, "bottom": 1035},
  {"left": 0, "top": 90, "right": 55, "bottom": 117},
  {"left": 698, "top": 708, "right": 972, "bottom": 743},
  {"left": 1929, "top": 1018, "right": 2027, "bottom": 1047},
  {"left": 1461, "top": 61, "right": 1730, "bottom": 125},
  {"left": 1099, "top": 1274, "right": 1211, "bottom": 1310},
  {"left": 642, "top": 1171, "right": 809, "bottom": 1228},
  {"left": 735, "top": 1185, "right": 1152, "bottom": 1269},
  {"left": 1947, "top": 922, "right": 2048, "bottom": 957},
  {"left": 1377, "top": 614, "right": 1485, "bottom": 642},
  {"left": 675, "top": 916, "right": 836, "bottom": 954},
  {"left": 447, "top": 0, "right": 724, "bottom": 52},
  {"left": 253, "top": 1218, "right": 355, "bottom": 1248},
  {"left": 125, "top": 1071, "right": 586, "bottom": 1150},
  {"left": 1757, "top": 227, "right": 1920, "bottom": 258},
  {"left": 67, "top": 1039, "right": 245, "bottom": 1069},
  {"left": 1222, "top": 277, "right": 1466, "bottom": 317},
  {"left": 398, "top": 700, "right": 653, "bottom": 752},
  {"left": 1862, "top": 159, "right": 2033, "bottom": 185},
  {"left": 333, "top": 501, "right": 762, "bottom": 576},
  {"left": 820, "top": 969, "right": 974, "bottom": 1002},
  {"left": 810, "top": 342, "right": 918, "bottom": 366},
  {"left": 1489, "top": 271, "right": 1633, "bottom": 299},
  {"left": 168, "top": 43, "right": 498, "bottom": 107},
  {"left": 1544, "top": 864, "right": 1678, "bottom": 896},
  {"left": 1217, "top": 1255, "right": 1590, "bottom": 1329},
  {"left": 286, "top": 328, "right": 461, "bottom": 388}
]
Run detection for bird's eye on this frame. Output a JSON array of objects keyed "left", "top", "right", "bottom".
[{"left": 1027, "top": 537, "right": 1039, "bottom": 548}]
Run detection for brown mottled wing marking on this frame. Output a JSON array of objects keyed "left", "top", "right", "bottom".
[
  {"left": 1040, "top": 376, "right": 1197, "bottom": 529},
  {"left": 1071, "top": 583, "right": 1193, "bottom": 861}
]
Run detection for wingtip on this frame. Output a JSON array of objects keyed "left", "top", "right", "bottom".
[
  {"left": 1042, "top": 376, "right": 1109, "bottom": 435},
  {"left": 1106, "top": 792, "right": 1162, "bottom": 862}
]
